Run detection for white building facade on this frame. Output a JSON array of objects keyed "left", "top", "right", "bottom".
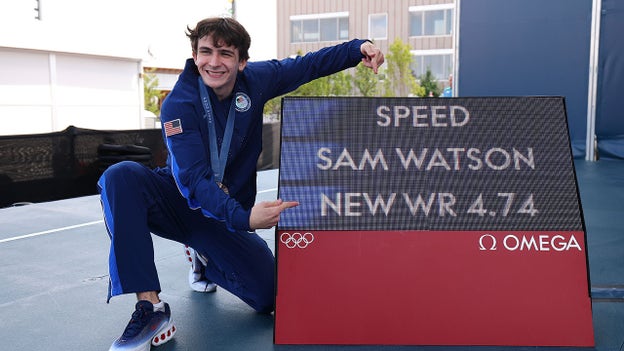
[{"left": 0, "top": 0, "right": 274, "bottom": 136}]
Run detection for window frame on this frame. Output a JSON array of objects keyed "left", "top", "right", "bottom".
[
  {"left": 410, "top": 49, "right": 454, "bottom": 82},
  {"left": 408, "top": 4, "right": 454, "bottom": 38},
  {"left": 368, "top": 13, "right": 388, "bottom": 41},
  {"left": 290, "top": 12, "right": 349, "bottom": 43}
]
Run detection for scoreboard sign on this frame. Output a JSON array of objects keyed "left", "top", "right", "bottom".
[{"left": 274, "top": 97, "right": 594, "bottom": 346}]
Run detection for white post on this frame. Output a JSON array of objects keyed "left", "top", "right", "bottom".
[
  {"left": 452, "top": 0, "right": 461, "bottom": 97},
  {"left": 48, "top": 53, "right": 57, "bottom": 132},
  {"left": 586, "top": 0, "right": 602, "bottom": 161}
]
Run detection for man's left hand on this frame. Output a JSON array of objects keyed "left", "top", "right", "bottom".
[{"left": 360, "top": 41, "right": 385, "bottom": 74}]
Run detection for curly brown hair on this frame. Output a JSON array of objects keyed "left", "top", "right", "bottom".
[{"left": 186, "top": 17, "right": 251, "bottom": 61}]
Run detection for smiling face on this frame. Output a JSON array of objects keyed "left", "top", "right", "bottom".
[{"left": 193, "top": 34, "right": 247, "bottom": 101}]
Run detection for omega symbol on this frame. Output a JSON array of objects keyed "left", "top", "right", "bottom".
[{"left": 479, "top": 234, "right": 497, "bottom": 251}]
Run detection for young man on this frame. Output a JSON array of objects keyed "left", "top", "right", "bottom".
[{"left": 98, "top": 17, "right": 384, "bottom": 351}]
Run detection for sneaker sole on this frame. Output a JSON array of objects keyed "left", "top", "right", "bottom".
[
  {"left": 151, "top": 318, "right": 176, "bottom": 347},
  {"left": 184, "top": 246, "right": 217, "bottom": 293},
  {"left": 189, "top": 268, "right": 217, "bottom": 293}
]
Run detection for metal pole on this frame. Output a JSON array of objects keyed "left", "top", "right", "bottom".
[
  {"left": 453, "top": 0, "right": 460, "bottom": 97},
  {"left": 586, "top": 0, "right": 602, "bottom": 161}
]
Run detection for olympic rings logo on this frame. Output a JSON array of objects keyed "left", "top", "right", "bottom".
[{"left": 280, "top": 232, "right": 315, "bottom": 249}]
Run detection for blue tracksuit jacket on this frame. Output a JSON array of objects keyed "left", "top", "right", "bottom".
[{"left": 160, "top": 39, "right": 368, "bottom": 231}]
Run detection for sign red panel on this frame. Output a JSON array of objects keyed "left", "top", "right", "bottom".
[
  {"left": 275, "top": 230, "right": 592, "bottom": 345},
  {"left": 274, "top": 97, "right": 593, "bottom": 346}
]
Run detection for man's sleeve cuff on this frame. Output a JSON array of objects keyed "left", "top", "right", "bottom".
[{"left": 231, "top": 206, "right": 252, "bottom": 232}]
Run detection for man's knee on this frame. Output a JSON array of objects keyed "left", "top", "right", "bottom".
[
  {"left": 98, "top": 161, "right": 147, "bottom": 193},
  {"left": 102, "top": 160, "right": 146, "bottom": 181}
]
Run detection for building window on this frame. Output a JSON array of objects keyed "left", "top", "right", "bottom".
[
  {"left": 409, "top": 4, "right": 454, "bottom": 37},
  {"left": 369, "top": 13, "right": 387, "bottom": 40},
  {"left": 291, "top": 12, "right": 349, "bottom": 43},
  {"left": 410, "top": 50, "right": 454, "bottom": 81}
]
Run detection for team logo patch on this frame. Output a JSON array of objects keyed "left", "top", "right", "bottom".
[
  {"left": 164, "top": 119, "right": 183, "bottom": 137},
  {"left": 234, "top": 92, "right": 251, "bottom": 112}
]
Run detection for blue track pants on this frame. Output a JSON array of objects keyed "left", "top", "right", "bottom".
[{"left": 97, "top": 161, "right": 275, "bottom": 313}]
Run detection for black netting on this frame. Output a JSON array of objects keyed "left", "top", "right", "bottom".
[{"left": 0, "top": 126, "right": 166, "bottom": 208}]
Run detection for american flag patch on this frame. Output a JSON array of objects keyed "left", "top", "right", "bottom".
[{"left": 164, "top": 119, "right": 183, "bottom": 137}]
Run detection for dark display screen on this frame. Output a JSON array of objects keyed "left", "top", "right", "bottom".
[{"left": 277, "top": 96, "right": 583, "bottom": 231}]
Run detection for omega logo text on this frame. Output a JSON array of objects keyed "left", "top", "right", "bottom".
[{"left": 479, "top": 233, "right": 582, "bottom": 252}]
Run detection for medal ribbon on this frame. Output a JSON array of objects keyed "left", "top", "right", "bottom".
[{"left": 198, "top": 76, "right": 236, "bottom": 184}]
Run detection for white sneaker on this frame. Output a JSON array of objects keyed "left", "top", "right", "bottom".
[
  {"left": 109, "top": 301, "right": 176, "bottom": 351},
  {"left": 184, "top": 246, "right": 217, "bottom": 293}
]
